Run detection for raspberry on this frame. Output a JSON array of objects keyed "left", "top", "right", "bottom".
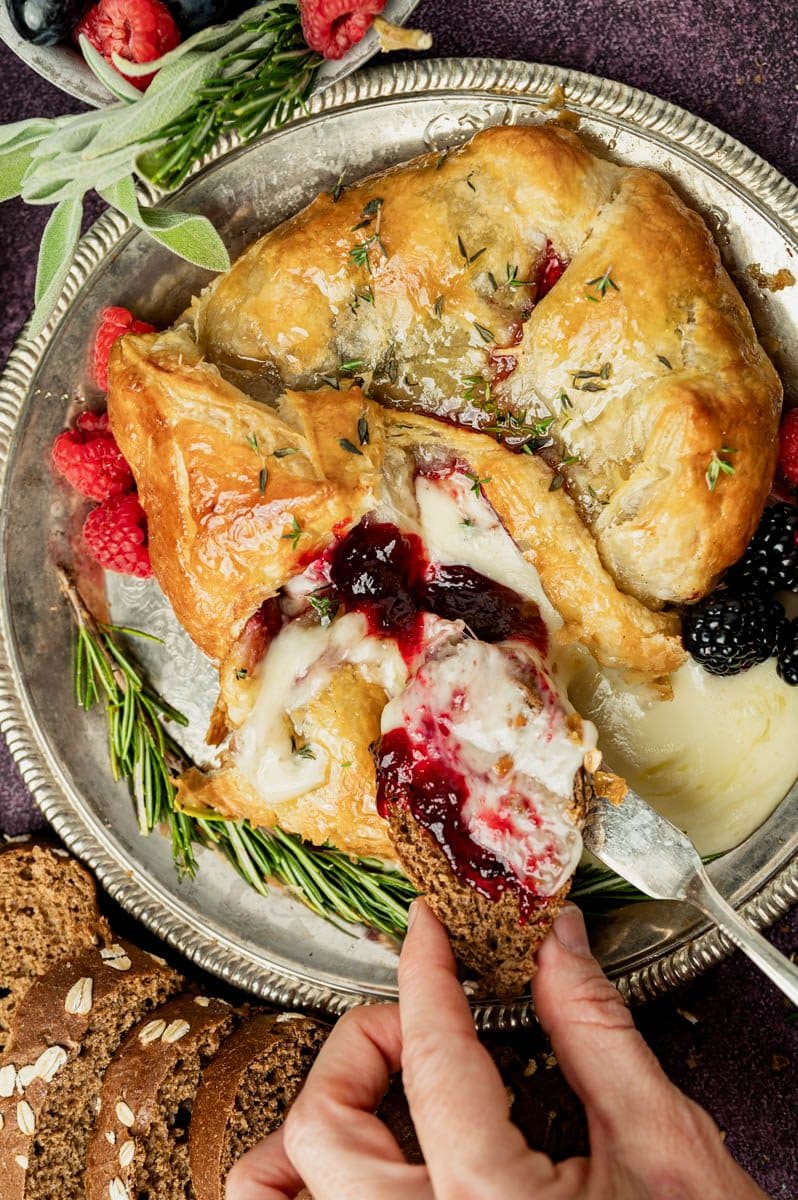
[
  {"left": 83, "top": 493, "right": 152, "bottom": 578},
  {"left": 93, "top": 306, "right": 156, "bottom": 390},
  {"left": 52, "top": 410, "right": 134, "bottom": 501},
  {"left": 777, "top": 408, "right": 798, "bottom": 490},
  {"left": 75, "top": 0, "right": 180, "bottom": 90},
  {"left": 299, "top": 0, "right": 386, "bottom": 59}
]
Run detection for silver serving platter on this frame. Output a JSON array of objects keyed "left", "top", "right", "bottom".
[
  {"left": 0, "top": 0, "right": 420, "bottom": 106},
  {"left": 1, "top": 59, "right": 798, "bottom": 1029}
]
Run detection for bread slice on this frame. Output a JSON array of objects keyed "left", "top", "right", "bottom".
[
  {"left": 0, "top": 840, "right": 110, "bottom": 1052},
  {"left": 86, "top": 993, "right": 235, "bottom": 1200},
  {"left": 189, "top": 1013, "right": 328, "bottom": 1200},
  {"left": 385, "top": 771, "right": 592, "bottom": 999},
  {"left": 0, "top": 939, "right": 181, "bottom": 1200}
]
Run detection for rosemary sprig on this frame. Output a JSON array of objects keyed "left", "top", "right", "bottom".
[
  {"left": 571, "top": 856, "right": 721, "bottom": 915},
  {"left": 706, "top": 447, "right": 737, "bottom": 491},
  {"left": 58, "top": 567, "right": 415, "bottom": 938}
]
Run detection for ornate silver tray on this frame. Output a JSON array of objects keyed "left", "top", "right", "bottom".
[{"left": 1, "top": 59, "right": 798, "bottom": 1029}]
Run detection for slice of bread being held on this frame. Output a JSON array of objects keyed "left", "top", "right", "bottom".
[
  {"left": 376, "top": 638, "right": 597, "bottom": 999},
  {"left": 86, "top": 993, "right": 235, "bottom": 1200},
  {"left": 189, "top": 1013, "right": 328, "bottom": 1200},
  {"left": 0, "top": 840, "right": 110, "bottom": 1053},
  {"left": 0, "top": 938, "right": 181, "bottom": 1200}
]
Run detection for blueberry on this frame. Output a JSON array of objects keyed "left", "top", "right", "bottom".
[
  {"left": 166, "top": 0, "right": 249, "bottom": 35},
  {"left": 7, "top": 0, "right": 88, "bottom": 45}
]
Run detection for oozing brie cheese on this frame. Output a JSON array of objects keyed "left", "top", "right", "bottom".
[
  {"left": 233, "top": 612, "right": 407, "bottom": 806},
  {"left": 380, "top": 638, "right": 596, "bottom": 896},
  {"left": 567, "top": 654, "right": 798, "bottom": 854}
]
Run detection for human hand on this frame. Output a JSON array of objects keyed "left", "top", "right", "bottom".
[{"left": 227, "top": 900, "right": 767, "bottom": 1199}]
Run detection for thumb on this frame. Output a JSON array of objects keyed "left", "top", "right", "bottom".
[{"left": 532, "top": 904, "right": 678, "bottom": 1138}]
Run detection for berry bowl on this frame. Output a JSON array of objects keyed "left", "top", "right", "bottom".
[
  {"left": 1, "top": 60, "right": 798, "bottom": 1024},
  {"left": 0, "top": 0, "right": 421, "bottom": 106}
]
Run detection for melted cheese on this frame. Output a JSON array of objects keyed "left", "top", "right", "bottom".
[
  {"left": 233, "top": 612, "right": 407, "bottom": 806},
  {"left": 567, "top": 654, "right": 798, "bottom": 854},
  {"left": 415, "top": 471, "right": 561, "bottom": 631},
  {"left": 381, "top": 638, "right": 595, "bottom": 895}
]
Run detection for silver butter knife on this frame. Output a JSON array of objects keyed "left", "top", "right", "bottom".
[{"left": 582, "top": 787, "right": 798, "bottom": 1006}]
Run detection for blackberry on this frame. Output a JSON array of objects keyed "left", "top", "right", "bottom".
[
  {"left": 777, "top": 619, "right": 798, "bottom": 686},
  {"left": 682, "top": 593, "right": 784, "bottom": 676},
  {"left": 727, "top": 502, "right": 798, "bottom": 593}
]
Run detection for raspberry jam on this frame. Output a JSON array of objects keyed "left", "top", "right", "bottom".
[
  {"left": 376, "top": 725, "right": 546, "bottom": 921},
  {"left": 535, "top": 240, "right": 567, "bottom": 300},
  {"left": 327, "top": 517, "right": 547, "bottom": 660}
]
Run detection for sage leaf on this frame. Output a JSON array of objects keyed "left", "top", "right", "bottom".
[
  {"left": 100, "top": 176, "right": 230, "bottom": 272},
  {"left": 0, "top": 139, "right": 43, "bottom": 202},
  {"left": 79, "top": 35, "right": 142, "bottom": 103},
  {"left": 0, "top": 117, "right": 55, "bottom": 151},
  {"left": 29, "top": 197, "right": 83, "bottom": 338},
  {"left": 86, "top": 39, "right": 253, "bottom": 160}
]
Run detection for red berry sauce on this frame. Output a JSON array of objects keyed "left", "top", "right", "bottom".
[
  {"left": 535, "top": 240, "right": 567, "bottom": 300},
  {"left": 376, "top": 724, "right": 548, "bottom": 921},
  {"left": 327, "top": 516, "right": 547, "bottom": 661}
]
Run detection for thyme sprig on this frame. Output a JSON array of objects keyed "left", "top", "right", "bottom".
[
  {"left": 585, "top": 266, "right": 619, "bottom": 301},
  {"left": 706, "top": 447, "right": 737, "bottom": 491},
  {"left": 58, "top": 567, "right": 416, "bottom": 939}
]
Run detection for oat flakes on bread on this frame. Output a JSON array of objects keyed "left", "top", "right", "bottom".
[
  {"left": 0, "top": 839, "right": 110, "bottom": 1054},
  {"left": 189, "top": 1012, "right": 328, "bottom": 1200},
  {"left": 0, "top": 939, "right": 181, "bottom": 1200},
  {"left": 86, "top": 993, "right": 235, "bottom": 1200}
]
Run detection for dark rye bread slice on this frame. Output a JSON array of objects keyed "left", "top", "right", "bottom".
[
  {"left": 189, "top": 1013, "right": 328, "bottom": 1200},
  {"left": 0, "top": 938, "right": 181, "bottom": 1200},
  {"left": 86, "top": 993, "right": 236, "bottom": 1200},
  {"left": 0, "top": 840, "right": 110, "bottom": 1053},
  {"left": 385, "top": 771, "right": 593, "bottom": 999}
]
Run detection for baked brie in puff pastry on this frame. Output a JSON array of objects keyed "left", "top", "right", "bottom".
[
  {"left": 107, "top": 327, "right": 648, "bottom": 990},
  {"left": 192, "top": 123, "right": 781, "bottom": 607}
]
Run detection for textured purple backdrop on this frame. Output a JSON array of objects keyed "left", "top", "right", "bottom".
[{"left": 1, "top": 2, "right": 797, "bottom": 1192}]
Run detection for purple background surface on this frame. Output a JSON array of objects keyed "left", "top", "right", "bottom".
[{"left": 1, "top": 2, "right": 797, "bottom": 1192}]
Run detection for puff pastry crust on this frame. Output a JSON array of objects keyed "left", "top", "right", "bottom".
[
  {"left": 107, "top": 329, "right": 684, "bottom": 857},
  {"left": 192, "top": 123, "right": 781, "bottom": 607}
]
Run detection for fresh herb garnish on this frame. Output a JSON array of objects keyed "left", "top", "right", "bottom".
[
  {"left": 465, "top": 172, "right": 476, "bottom": 192},
  {"left": 473, "top": 321, "right": 495, "bottom": 344},
  {"left": 258, "top": 466, "right": 268, "bottom": 494},
  {"left": 273, "top": 446, "right": 298, "bottom": 458},
  {"left": 549, "top": 473, "right": 565, "bottom": 491},
  {"left": 457, "top": 235, "right": 486, "bottom": 265},
  {"left": 235, "top": 667, "right": 248, "bottom": 679},
  {"left": 436, "top": 151, "right": 449, "bottom": 169},
  {"left": 487, "top": 271, "right": 498, "bottom": 291},
  {"left": 331, "top": 174, "right": 345, "bottom": 203},
  {"left": 292, "top": 737, "right": 316, "bottom": 760},
  {"left": 308, "top": 593, "right": 338, "bottom": 626},
  {"left": 357, "top": 413, "right": 370, "bottom": 445},
  {"left": 570, "top": 364, "right": 611, "bottom": 391},
  {"left": 7, "top": 4, "right": 323, "bottom": 337},
  {"left": 361, "top": 197, "right": 384, "bottom": 219},
  {"left": 506, "top": 262, "right": 532, "bottom": 289},
  {"left": 340, "top": 359, "right": 365, "bottom": 375},
  {"left": 657, "top": 355, "right": 673, "bottom": 369},
  {"left": 339, "top": 437, "right": 363, "bottom": 456},
  {"left": 464, "top": 374, "right": 492, "bottom": 408},
  {"left": 246, "top": 432, "right": 259, "bottom": 453},
  {"left": 281, "top": 516, "right": 305, "bottom": 551},
  {"left": 585, "top": 266, "right": 619, "bottom": 301},
  {"left": 465, "top": 471, "right": 492, "bottom": 496},
  {"left": 706, "top": 448, "right": 737, "bottom": 491},
  {"left": 432, "top": 295, "right": 445, "bottom": 318}
]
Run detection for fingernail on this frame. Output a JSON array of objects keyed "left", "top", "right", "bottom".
[
  {"left": 406, "top": 899, "right": 420, "bottom": 931},
  {"left": 553, "top": 905, "right": 592, "bottom": 958}
]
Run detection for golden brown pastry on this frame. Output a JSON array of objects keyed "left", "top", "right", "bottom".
[
  {"left": 107, "top": 328, "right": 683, "bottom": 681},
  {"left": 192, "top": 123, "right": 781, "bottom": 607},
  {"left": 107, "top": 328, "right": 682, "bottom": 860}
]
